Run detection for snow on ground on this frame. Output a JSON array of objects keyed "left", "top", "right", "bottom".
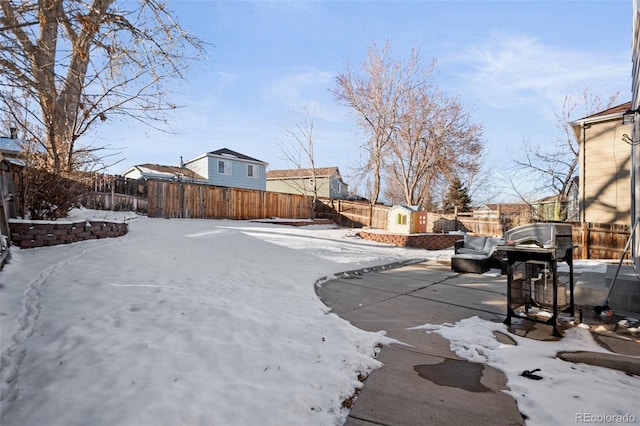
[
  {"left": 1, "top": 209, "right": 636, "bottom": 425},
  {"left": 413, "top": 317, "right": 639, "bottom": 426},
  {"left": 0, "top": 209, "right": 448, "bottom": 426}
]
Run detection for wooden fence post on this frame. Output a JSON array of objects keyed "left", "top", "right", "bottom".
[
  {"left": 581, "top": 222, "right": 589, "bottom": 259},
  {"left": 110, "top": 175, "right": 115, "bottom": 211}
]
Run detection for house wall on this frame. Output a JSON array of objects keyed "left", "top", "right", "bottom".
[
  {"left": 580, "top": 118, "right": 632, "bottom": 224},
  {"left": 187, "top": 155, "right": 266, "bottom": 191},
  {"left": 122, "top": 168, "right": 142, "bottom": 180},
  {"left": 328, "top": 176, "right": 348, "bottom": 199},
  {"left": 632, "top": 0, "right": 640, "bottom": 269},
  {"left": 185, "top": 156, "right": 210, "bottom": 183},
  {"left": 267, "top": 177, "right": 331, "bottom": 198}
]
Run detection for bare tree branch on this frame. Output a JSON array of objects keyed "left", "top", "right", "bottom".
[{"left": 0, "top": 0, "right": 206, "bottom": 173}]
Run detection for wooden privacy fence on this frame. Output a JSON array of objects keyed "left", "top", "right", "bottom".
[
  {"left": 315, "top": 199, "right": 389, "bottom": 229},
  {"left": 570, "top": 222, "right": 631, "bottom": 260},
  {"left": 315, "top": 199, "right": 512, "bottom": 236},
  {"left": 82, "top": 192, "right": 148, "bottom": 213},
  {"left": 146, "top": 180, "right": 311, "bottom": 220},
  {"left": 82, "top": 174, "right": 148, "bottom": 213}
]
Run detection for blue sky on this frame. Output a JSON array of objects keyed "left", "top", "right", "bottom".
[{"left": 104, "top": 0, "right": 632, "bottom": 199}]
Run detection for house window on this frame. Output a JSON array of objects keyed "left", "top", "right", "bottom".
[
  {"left": 218, "top": 160, "right": 231, "bottom": 175},
  {"left": 247, "top": 164, "right": 258, "bottom": 178}
]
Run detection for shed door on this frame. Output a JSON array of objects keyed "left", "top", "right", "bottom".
[{"left": 418, "top": 211, "right": 427, "bottom": 233}]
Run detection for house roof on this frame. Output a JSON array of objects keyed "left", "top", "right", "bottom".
[
  {"left": 0, "top": 137, "right": 22, "bottom": 154},
  {"left": 578, "top": 101, "right": 631, "bottom": 121},
  {"left": 570, "top": 101, "right": 632, "bottom": 132},
  {"left": 208, "top": 148, "right": 266, "bottom": 164},
  {"left": 532, "top": 194, "right": 568, "bottom": 204},
  {"left": 475, "top": 203, "right": 531, "bottom": 215},
  {"left": 130, "top": 164, "right": 206, "bottom": 180},
  {"left": 266, "top": 167, "right": 342, "bottom": 180}
]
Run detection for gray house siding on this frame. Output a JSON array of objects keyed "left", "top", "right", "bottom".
[
  {"left": 208, "top": 156, "right": 266, "bottom": 191},
  {"left": 184, "top": 149, "right": 267, "bottom": 191}
]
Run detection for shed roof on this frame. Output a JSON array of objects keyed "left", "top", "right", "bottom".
[{"left": 389, "top": 204, "right": 421, "bottom": 212}]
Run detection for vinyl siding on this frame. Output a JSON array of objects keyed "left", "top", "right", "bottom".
[
  {"left": 581, "top": 119, "right": 632, "bottom": 224},
  {"left": 266, "top": 177, "right": 330, "bottom": 197},
  {"left": 184, "top": 154, "right": 266, "bottom": 190},
  {"left": 206, "top": 156, "right": 266, "bottom": 190}
]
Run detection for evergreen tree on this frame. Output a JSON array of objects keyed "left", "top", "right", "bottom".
[{"left": 442, "top": 178, "right": 472, "bottom": 213}]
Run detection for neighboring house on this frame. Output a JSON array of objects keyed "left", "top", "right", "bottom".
[
  {"left": 631, "top": 0, "right": 639, "bottom": 270},
  {"left": 183, "top": 148, "right": 267, "bottom": 191},
  {"left": 0, "top": 134, "right": 25, "bottom": 168},
  {"left": 471, "top": 203, "right": 532, "bottom": 226},
  {"left": 122, "top": 163, "right": 207, "bottom": 183},
  {"left": 530, "top": 195, "right": 568, "bottom": 222},
  {"left": 388, "top": 205, "right": 423, "bottom": 234},
  {"left": 266, "top": 167, "right": 349, "bottom": 199},
  {"left": 472, "top": 204, "right": 499, "bottom": 219},
  {"left": 571, "top": 102, "right": 633, "bottom": 225},
  {"left": 565, "top": 176, "right": 580, "bottom": 222},
  {"left": 0, "top": 133, "right": 26, "bottom": 219}
]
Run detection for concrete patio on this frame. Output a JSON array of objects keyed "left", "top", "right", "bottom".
[{"left": 316, "top": 260, "right": 639, "bottom": 426}]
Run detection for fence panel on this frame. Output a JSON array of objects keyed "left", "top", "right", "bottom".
[
  {"left": 146, "top": 180, "right": 311, "bottom": 220},
  {"left": 571, "top": 222, "right": 630, "bottom": 260},
  {"left": 314, "top": 198, "right": 388, "bottom": 228}
]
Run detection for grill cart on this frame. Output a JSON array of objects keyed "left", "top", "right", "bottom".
[{"left": 500, "top": 224, "right": 575, "bottom": 337}]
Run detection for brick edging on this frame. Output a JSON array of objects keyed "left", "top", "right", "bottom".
[
  {"left": 8, "top": 219, "right": 128, "bottom": 249},
  {"left": 358, "top": 231, "right": 460, "bottom": 250}
]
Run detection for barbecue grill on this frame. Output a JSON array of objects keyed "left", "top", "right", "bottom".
[
  {"left": 500, "top": 223, "right": 576, "bottom": 337},
  {"left": 504, "top": 223, "right": 573, "bottom": 258}
]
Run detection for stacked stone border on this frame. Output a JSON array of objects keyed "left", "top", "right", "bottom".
[
  {"left": 9, "top": 219, "right": 128, "bottom": 249},
  {"left": 358, "top": 231, "right": 460, "bottom": 250}
]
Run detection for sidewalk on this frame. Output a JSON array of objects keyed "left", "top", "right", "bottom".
[{"left": 316, "top": 260, "right": 640, "bottom": 426}]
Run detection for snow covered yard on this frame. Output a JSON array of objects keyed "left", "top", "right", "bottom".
[
  {"left": 2, "top": 209, "right": 638, "bottom": 426},
  {"left": 0, "top": 210, "right": 446, "bottom": 426}
]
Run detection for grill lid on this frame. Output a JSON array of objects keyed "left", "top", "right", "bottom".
[{"left": 504, "top": 223, "right": 573, "bottom": 249}]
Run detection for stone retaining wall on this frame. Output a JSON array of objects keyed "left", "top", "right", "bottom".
[
  {"left": 358, "top": 231, "right": 460, "bottom": 250},
  {"left": 9, "top": 220, "right": 128, "bottom": 249}
]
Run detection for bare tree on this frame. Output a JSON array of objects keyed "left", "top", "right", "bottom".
[
  {"left": 0, "top": 0, "right": 205, "bottom": 174},
  {"left": 333, "top": 41, "right": 483, "bottom": 208},
  {"left": 333, "top": 41, "right": 427, "bottom": 206},
  {"left": 387, "top": 90, "right": 483, "bottom": 206},
  {"left": 512, "top": 88, "right": 619, "bottom": 218},
  {"left": 279, "top": 105, "right": 320, "bottom": 218}
]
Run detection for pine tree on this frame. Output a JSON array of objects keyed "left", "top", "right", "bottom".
[{"left": 442, "top": 178, "right": 472, "bottom": 213}]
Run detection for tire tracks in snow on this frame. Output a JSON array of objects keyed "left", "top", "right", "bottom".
[{"left": 0, "top": 241, "right": 108, "bottom": 417}]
